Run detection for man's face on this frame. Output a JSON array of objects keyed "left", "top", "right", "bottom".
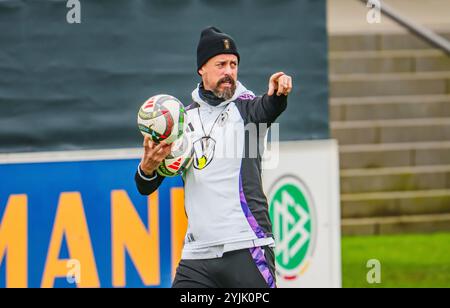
[{"left": 198, "top": 54, "right": 238, "bottom": 100}]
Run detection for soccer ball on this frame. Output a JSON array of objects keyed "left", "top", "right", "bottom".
[
  {"left": 157, "top": 131, "right": 194, "bottom": 177},
  {"left": 137, "top": 94, "right": 187, "bottom": 144}
]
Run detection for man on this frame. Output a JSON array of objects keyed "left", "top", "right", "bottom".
[{"left": 135, "top": 26, "right": 292, "bottom": 288}]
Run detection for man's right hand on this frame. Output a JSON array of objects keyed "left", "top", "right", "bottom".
[{"left": 140, "top": 136, "right": 173, "bottom": 176}]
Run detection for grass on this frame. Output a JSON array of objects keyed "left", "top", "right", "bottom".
[{"left": 341, "top": 233, "right": 450, "bottom": 288}]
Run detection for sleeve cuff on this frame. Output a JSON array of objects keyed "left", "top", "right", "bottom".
[
  {"left": 267, "top": 93, "right": 288, "bottom": 104},
  {"left": 137, "top": 165, "right": 158, "bottom": 181}
]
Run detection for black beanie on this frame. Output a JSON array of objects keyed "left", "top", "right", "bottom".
[{"left": 197, "top": 26, "right": 240, "bottom": 72}]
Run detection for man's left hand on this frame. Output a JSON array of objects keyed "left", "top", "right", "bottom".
[{"left": 268, "top": 72, "right": 293, "bottom": 96}]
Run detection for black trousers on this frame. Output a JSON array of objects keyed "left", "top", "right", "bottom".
[{"left": 172, "top": 246, "right": 276, "bottom": 288}]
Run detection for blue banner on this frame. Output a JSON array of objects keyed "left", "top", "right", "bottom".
[{"left": 0, "top": 157, "right": 183, "bottom": 288}]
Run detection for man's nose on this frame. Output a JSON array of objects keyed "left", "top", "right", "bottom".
[{"left": 224, "top": 65, "right": 233, "bottom": 76}]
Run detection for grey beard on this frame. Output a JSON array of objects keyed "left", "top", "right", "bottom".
[{"left": 213, "top": 85, "right": 236, "bottom": 101}]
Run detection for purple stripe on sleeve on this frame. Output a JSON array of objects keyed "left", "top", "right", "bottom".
[
  {"left": 239, "top": 175, "right": 266, "bottom": 238},
  {"left": 238, "top": 92, "right": 256, "bottom": 100}
]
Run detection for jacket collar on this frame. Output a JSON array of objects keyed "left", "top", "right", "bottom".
[{"left": 191, "top": 81, "right": 255, "bottom": 108}]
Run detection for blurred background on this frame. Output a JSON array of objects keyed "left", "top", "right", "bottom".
[{"left": 329, "top": 0, "right": 450, "bottom": 288}]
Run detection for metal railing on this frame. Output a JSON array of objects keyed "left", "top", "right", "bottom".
[{"left": 361, "top": 0, "right": 450, "bottom": 55}]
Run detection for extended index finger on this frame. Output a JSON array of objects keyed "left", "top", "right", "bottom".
[{"left": 270, "top": 72, "right": 285, "bottom": 82}]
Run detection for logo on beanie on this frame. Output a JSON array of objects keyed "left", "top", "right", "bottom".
[{"left": 223, "top": 39, "right": 230, "bottom": 50}]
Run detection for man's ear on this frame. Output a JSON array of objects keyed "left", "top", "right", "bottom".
[{"left": 198, "top": 67, "right": 204, "bottom": 76}]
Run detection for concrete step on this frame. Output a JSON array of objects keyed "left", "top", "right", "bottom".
[
  {"left": 330, "top": 50, "right": 450, "bottom": 74},
  {"left": 339, "top": 141, "right": 450, "bottom": 169},
  {"left": 341, "top": 165, "right": 450, "bottom": 194},
  {"left": 330, "top": 72, "right": 450, "bottom": 98},
  {"left": 341, "top": 189, "right": 450, "bottom": 219},
  {"left": 331, "top": 117, "right": 450, "bottom": 145},
  {"left": 329, "top": 32, "right": 450, "bottom": 52},
  {"left": 330, "top": 94, "right": 450, "bottom": 121},
  {"left": 341, "top": 213, "right": 450, "bottom": 236}
]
